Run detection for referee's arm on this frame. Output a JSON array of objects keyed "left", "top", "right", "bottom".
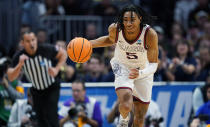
[
  {"left": 56, "top": 47, "right": 67, "bottom": 69},
  {"left": 7, "top": 54, "right": 28, "bottom": 81},
  {"left": 50, "top": 47, "right": 67, "bottom": 77}
]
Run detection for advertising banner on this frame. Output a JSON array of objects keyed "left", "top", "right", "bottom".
[
  {"left": 24, "top": 82, "right": 202, "bottom": 127},
  {"left": 58, "top": 83, "right": 200, "bottom": 127}
]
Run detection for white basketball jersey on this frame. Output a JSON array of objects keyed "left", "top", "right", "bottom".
[{"left": 112, "top": 25, "right": 150, "bottom": 69}]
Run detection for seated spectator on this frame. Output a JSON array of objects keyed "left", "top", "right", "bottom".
[
  {"left": 85, "top": 23, "right": 104, "bottom": 55},
  {"left": 186, "top": 23, "right": 200, "bottom": 54},
  {"left": 199, "top": 37, "right": 210, "bottom": 49},
  {"left": 103, "top": 45, "right": 115, "bottom": 82},
  {"left": 62, "top": 0, "right": 93, "bottom": 15},
  {"left": 203, "top": 21, "right": 210, "bottom": 40},
  {"left": 83, "top": 54, "right": 106, "bottom": 82},
  {"left": 173, "top": 0, "right": 197, "bottom": 30},
  {"left": 36, "top": 28, "right": 48, "bottom": 44},
  {"left": 188, "top": 0, "right": 210, "bottom": 30},
  {"left": 192, "top": 83, "right": 210, "bottom": 114},
  {"left": 194, "top": 10, "right": 209, "bottom": 35},
  {"left": 22, "top": 0, "right": 64, "bottom": 31},
  {"left": 42, "top": 0, "right": 65, "bottom": 16},
  {"left": 21, "top": 0, "right": 44, "bottom": 31},
  {"left": 154, "top": 45, "right": 174, "bottom": 81},
  {"left": 196, "top": 46, "right": 210, "bottom": 82},
  {"left": 168, "top": 40, "right": 197, "bottom": 81},
  {"left": 0, "top": 57, "right": 24, "bottom": 126},
  {"left": 153, "top": 25, "right": 170, "bottom": 53},
  {"left": 92, "top": 0, "right": 118, "bottom": 16},
  {"left": 191, "top": 84, "right": 210, "bottom": 126},
  {"left": 168, "top": 22, "right": 185, "bottom": 58},
  {"left": 58, "top": 79, "right": 102, "bottom": 127},
  {"left": 8, "top": 88, "right": 38, "bottom": 127}
]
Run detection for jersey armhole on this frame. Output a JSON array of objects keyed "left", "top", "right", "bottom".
[
  {"left": 115, "top": 25, "right": 119, "bottom": 43},
  {"left": 144, "top": 27, "right": 150, "bottom": 49}
]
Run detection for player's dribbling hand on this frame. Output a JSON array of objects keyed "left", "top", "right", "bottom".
[
  {"left": 129, "top": 68, "right": 139, "bottom": 79},
  {"left": 19, "top": 54, "right": 29, "bottom": 66}
]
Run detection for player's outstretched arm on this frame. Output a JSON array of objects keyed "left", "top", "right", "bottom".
[{"left": 90, "top": 23, "right": 117, "bottom": 48}]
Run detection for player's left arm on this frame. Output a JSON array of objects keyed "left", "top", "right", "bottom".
[
  {"left": 147, "top": 28, "right": 159, "bottom": 63},
  {"left": 129, "top": 28, "right": 159, "bottom": 79},
  {"left": 140, "top": 28, "right": 159, "bottom": 78}
]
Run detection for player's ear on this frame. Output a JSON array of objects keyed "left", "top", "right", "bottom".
[{"left": 139, "top": 16, "right": 142, "bottom": 21}]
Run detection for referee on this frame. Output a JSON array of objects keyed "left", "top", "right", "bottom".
[{"left": 7, "top": 31, "right": 67, "bottom": 127}]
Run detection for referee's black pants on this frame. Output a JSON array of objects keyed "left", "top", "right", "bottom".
[{"left": 31, "top": 82, "right": 60, "bottom": 127}]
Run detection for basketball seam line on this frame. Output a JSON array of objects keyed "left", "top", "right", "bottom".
[
  {"left": 77, "top": 38, "right": 85, "bottom": 62},
  {"left": 72, "top": 40, "right": 76, "bottom": 61},
  {"left": 80, "top": 42, "right": 92, "bottom": 62}
]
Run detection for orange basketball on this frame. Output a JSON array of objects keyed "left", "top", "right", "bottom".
[{"left": 67, "top": 37, "right": 92, "bottom": 63}]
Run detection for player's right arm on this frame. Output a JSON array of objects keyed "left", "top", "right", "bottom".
[
  {"left": 90, "top": 23, "right": 117, "bottom": 48},
  {"left": 7, "top": 54, "right": 28, "bottom": 81}
]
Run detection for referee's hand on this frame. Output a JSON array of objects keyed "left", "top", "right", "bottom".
[
  {"left": 19, "top": 54, "right": 29, "bottom": 66},
  {"left": 48, "top": 67, "right": 59, "bottom": 77}
]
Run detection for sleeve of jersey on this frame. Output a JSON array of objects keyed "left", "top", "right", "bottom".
[
  {"left": 11, "top": 52, "right": 21, "bottom": 68},
  {"left": 115, "top": 25, "right": 119, "bottom": 43},
  {"left": 137, "top": 63, "right": 158, "bottom": 79},
  {"left": 44, "top": 44, "right": 59, "bottom": 58}
]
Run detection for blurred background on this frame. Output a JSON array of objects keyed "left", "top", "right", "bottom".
[{"left": 0, "top": 0, "right": 210, "bottom": 127}]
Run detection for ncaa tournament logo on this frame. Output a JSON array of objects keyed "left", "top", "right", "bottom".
[
  {"left": 136, "top": 40, "right": 142, "bottom": 45},
  {"left": 40, "top": 61, "right": 46, "bottom": 66}
]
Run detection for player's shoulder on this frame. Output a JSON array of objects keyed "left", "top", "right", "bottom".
[
  {"left": 145, "top": 26, "right": 158, "bottom": 47},
  {"left": 108, "top": 23, "right": 118, "bottom": 33},
  {"left": 147, "top": 27, "right": 158, "bottom": 38},
  {"left": 108, "top": 23, "right": 119, "bottom": 43}
]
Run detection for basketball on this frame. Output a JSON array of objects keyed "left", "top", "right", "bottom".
[{"left": 67, "top": 37, "right": 92, "bottom": 63}]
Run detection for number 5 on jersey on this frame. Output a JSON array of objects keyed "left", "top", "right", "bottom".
[{"left": 126, "top": 52, "right": 138, "bottom": 59}]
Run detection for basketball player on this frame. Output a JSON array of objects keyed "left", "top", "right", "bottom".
[{"left": 90, "top": 5, "right": 158, "bottom": 127}]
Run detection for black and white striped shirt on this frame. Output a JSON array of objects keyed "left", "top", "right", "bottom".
[{"left": 12, "top": 44, "right": 59, "bottom": 90}]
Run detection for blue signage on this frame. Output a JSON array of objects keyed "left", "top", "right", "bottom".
[{"left": 23, "top": 82, "right": 201, "bottom": 127}]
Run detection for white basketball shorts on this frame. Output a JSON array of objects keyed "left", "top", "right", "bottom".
[{"left": 110, "top": 59, "right": 154, "bottom": 103}]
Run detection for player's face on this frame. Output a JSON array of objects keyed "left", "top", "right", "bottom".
[
  {"left": 123, "top": 11, "right": 141, "bottom": 34},
  {"left": 21, "top": 33, "right": 38, "bottom": 55},
  {"left": 72, "top": 83, "right": 86, "bottom": 102}
]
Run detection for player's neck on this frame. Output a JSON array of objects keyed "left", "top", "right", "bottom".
[{"left": 123, "top": 27, "right": 141, "bottom": 42}]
